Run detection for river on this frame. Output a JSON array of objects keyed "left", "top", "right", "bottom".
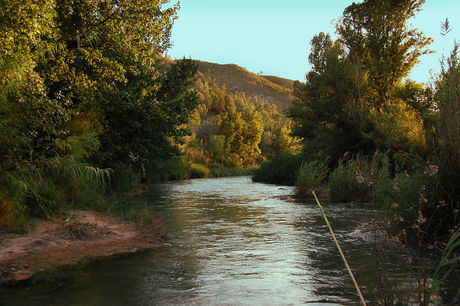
[{"left": 2, "top": 176, "right": 419, "bottom": 305}]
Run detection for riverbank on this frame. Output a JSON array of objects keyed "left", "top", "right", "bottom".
[{"left": 0, "top": 210, "right": 169, "bottom": 286}]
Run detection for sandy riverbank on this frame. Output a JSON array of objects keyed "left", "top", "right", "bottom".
[{"left": 0, "top": 210, "right": 169, "bottom": 285}]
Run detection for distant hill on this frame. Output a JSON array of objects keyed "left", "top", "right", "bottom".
[{"left": 194, "top": 60, "right": 294, "bottom": 110}]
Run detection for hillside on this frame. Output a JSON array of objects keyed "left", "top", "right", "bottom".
[
  {"left": 261, "top": 75, "right": 295, "bottom": 90},
  {"left": 194, "top": 60, "right": 294, "bottom": 110}
]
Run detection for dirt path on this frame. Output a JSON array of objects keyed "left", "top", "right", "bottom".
[{"left": 0, "top": 210, "right": 169, "bottom": 284}]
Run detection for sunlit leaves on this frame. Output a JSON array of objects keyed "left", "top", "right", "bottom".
[{"left": 337, "top": 0, "right": 432, "bottom": 108}]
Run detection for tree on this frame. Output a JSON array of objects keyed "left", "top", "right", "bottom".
[
  {"left": 434, "top": 42, "right": 460, "bottom": 167},
  {"left": 288, "top": 33, "right": 372, "bottom": 162},
  {"left": 0, "top": 0, "right": 198, "bottom": 223},
  {"left": 93, "top": 59, "right": 198, "bottom": 176},
  {"left": 337, "top": 0, "right": 432, "bottom": 109}
]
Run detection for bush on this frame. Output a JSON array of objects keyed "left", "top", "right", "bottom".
[
  {"left": 295, "top": 160, "right": 328, "bottom": 197},
  {"left": 372, "top": 162, "right": 459, "bottom": 245},
  {"left": 252, "top": 154, "right": 303, "bottom": 185},
  {"left": 0, "top": 155, "right": 110, "bottom": 226},
  {"left": 189, "top": 163, "right": 210, "bottom": 178},
  {"left": 210, "top": 166, "right": 252, "bottom": 177},
  {"left": 110, "top": 165, "right": 141, "bottom": 192},
  {"left": 329, "top": 162, "right": 369, "bottom": 202},
  {"left": 329, "top": 153, "right": 389, "bottom": 202},
  {"left": 153, "top": 158, "right": 190, "bottom": 181}
]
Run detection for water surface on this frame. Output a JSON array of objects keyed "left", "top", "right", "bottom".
[{"left": 2, "top": 176, "right": 416, "bottom": 305}]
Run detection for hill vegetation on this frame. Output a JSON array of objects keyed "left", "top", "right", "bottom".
[
  {"left": 166, "top": 61, "right": 300, "bottom": 177},
  {"left": 194, "top": 60, "right": 294, "bottom": 110}
]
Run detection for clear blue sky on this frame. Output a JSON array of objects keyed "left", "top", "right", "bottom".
[{"left": 168, "top": 0, "right": 460, "bottom": 83}]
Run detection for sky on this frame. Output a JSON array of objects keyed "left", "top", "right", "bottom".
[{"left": 167, "top": 0, "right": 460, "bottom": 83}]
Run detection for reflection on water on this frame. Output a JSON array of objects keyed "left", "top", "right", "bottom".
[{"left": 2, "top": 177, "right": 416, "bottom": 305}]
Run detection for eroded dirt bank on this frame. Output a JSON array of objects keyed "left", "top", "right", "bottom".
[{"left": 0, "top": 210, "right": 169, "bottom": 285}]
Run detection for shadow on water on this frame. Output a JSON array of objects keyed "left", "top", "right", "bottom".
[{"left": 1, "top": 176, "right": 421, "bottom": 305}]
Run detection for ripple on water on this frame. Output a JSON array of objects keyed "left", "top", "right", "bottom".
[{"left": 1, "top": 176, "right": 420, "bottom": 305}]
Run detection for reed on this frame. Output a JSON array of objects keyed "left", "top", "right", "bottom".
[{"left": 428, "top": 227, "right": 460, "bottom": 303}]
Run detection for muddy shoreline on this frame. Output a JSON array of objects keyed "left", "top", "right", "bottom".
[{"left": 0, "top": 210, "right": 169, "bottom": 286}]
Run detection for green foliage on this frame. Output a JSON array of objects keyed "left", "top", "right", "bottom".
[
  {"left": 372, "top": 161, "right": 459, "bottom": 245},
  {"left": 329, "top": 159, "right": 370, "bottom": 203},
  {"left": 154, "top": 158, "right": 191, "bottom": 182},
  {"left": 210, "top": 166, "right": 252, "bottom": 178},
  {"left": 93, "top": 59, "right": 199, "bottom": 176},
  {"left": 288, "top": 32, "right": 373, "bottom": 164},
  {"left": 434, "top": 42, "right": 460, "bottom": 167},
  {"left": 207, "top": 135, "right": 228, "bottom": 163},
  {"left": 368, "top": 99, "right": 427, "bottom": 152},
  {"left": 429, "top": 228, "right": 460, "bottom": 303},
  {"left": 189, "top": 163, "right": 210, "bottom": 179},
  {"left": 220, "top": 109, "right": 263, "bottom": 167},
  {"left": 0, "top": 155, "right": 110, "bottom": 222},
  {"left": 110, "top": 166, "right": 142, "bottom": 192},
  {"left": 289, "top": 2, "right": 434, "bottom": 169},
  {"left": 329, "top": 153, "right": 390, "bottom": 203},
  {"left": 295, "top": 160, "right": 328, "bottom": 197},
  {"left": 252, "top": 154, "right": 303, "bottom": 186},
  {"left": 0, "top": 0, "right": 199, "bottom": 227},
  {"left": 149, "top": 159, "right": 211, "bottom": 181},
  {"left": 185, "top": 73, "right": 300, "bottom": 169},
  {"left": 337, "top": 0, "right": 432, "bottom": 109},
  {"left": 370, "top": 41, "right": 460, "bottom": 247}
]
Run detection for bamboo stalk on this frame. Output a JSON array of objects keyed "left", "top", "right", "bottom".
[{"left": 312, "top": 190, "right": 366, "bottom": 306}]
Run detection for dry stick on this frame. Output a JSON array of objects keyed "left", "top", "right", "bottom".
[{"left": 312, "top": 190, "right": 366, "bottom": 306}]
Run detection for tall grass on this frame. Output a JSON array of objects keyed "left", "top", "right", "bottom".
[
  {"left": 295, "top": 160, "right": 328, "bottom": 197},
  {"left": 189, "top": 162, "right": 210, "bottom": 178},
  {"left": 0, "top": 155, "right": 110, "bottom": 228},
  {"left": 428, "top": 228, "right": 460, "bottom": 303},
  {"left": 329, "top": 152, "right": 389, "bottom": 203}
]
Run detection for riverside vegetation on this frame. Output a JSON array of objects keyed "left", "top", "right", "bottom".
[
  {"left": 253, "top": 0, "right": 459, "bottom": 303},
  {"left": 0, "top": 0, "right": 202, "bottom": 229},
  {"left": 0, "top": 0, "right": 300, "bottom": 231},
  {"left": 0, "top": 0, "right": 458, "bottom": 303}
]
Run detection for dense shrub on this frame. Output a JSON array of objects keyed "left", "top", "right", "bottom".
[
  {"left": 329, "top": 162, "right": 369, "bottom": 203},
  {"left": 329, "top": 153, "right": 389, "bottom": 202},
  {"left": 210, "top": 166, "right": 252, "bottom": 177},
  {"left": 372, "top": 162, "right": 459, "bottom": 246},
  {"left": 110, "top": 166, "right": 141, "bottom": 192},
  {"left": 295, "top": 160, "right": 328, "bottom": 197},
  {"left": 252, "top": 154, "right": 303, "bottom": 185},
  {"left": 153, "top": 158, "right": 190, "bottom": 181},
  {"left": 189, "top": 163, "right": 210, "bottom": 179}
]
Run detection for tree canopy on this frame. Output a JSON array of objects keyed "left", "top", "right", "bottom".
[
  {"left": 337, "top": 0, "right": 432, "bottom": 109},
  {"left": 0, "top": 0, "right": 198, "bottom": 225}
]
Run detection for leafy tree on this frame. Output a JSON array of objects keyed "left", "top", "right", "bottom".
[
  {"left": 337, "top": 0, "right": 432, "bottom": 109},
  {"left": 0, "top": 0, "right": 198, "bottom": 224},
  {"left": 288, "top": 33, "right": 372, "bottom": 162},
  {"left": 185, "top": 74, "right": 299, "bottom": 168},
  {"left": 434, "top": 43, "right": 460, "bottom": 166},
  {"left": 94, "top": 59, "right": 198, "bottom": 176}
]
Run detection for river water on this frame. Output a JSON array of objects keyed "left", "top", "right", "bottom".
[{"left": 2, "top": 176, "right": 419, "bottom": 305}]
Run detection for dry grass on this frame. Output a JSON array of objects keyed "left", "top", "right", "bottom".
[{"left": 195, "top": 60, "right": 294, "bottom": 109}]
